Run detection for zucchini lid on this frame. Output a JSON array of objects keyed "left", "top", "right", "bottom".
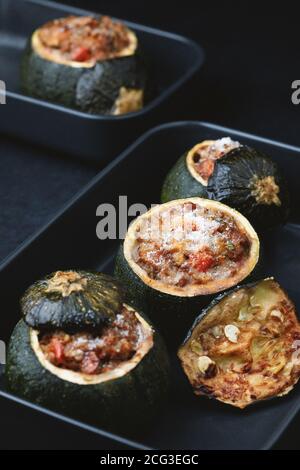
[
  {"left": 178, "top": 278, "right": 300, "bottom": 408},
  {"left": 206, "top": 146, "right": 290, "bottom": 230},
  {"left": 124, "top": 198, "right": 260, "bottom": 297},
  {"left": 21, "top": 270, "right": 124, "bottom": 332}
]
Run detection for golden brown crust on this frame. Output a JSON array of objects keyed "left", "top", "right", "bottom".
[{"left": 178, "top": 279, "right": 300, "bottom": 408}]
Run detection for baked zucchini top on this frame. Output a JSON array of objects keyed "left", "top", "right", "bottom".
[
  {"left": 178, "top": 279, "right": 300, "bottom": 408},
  {"left": 21, "top": 270, "right": 124, "bottom": 332},
  {"left": 32, "top": 15, "right": 137, "bottom": 67},
  {"left": 124, "top": 198, "right": 259, "bottom": 297}
]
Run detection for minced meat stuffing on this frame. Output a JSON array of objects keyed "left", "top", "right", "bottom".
[
  {"left": 39, "top": 306, "right": 142, "bottom": 374},
  {"left": 134, "top": 202, "right": 251, "bottom": 287},
  {"left": 38, "top": 15, "right": 131, "bottom": 62}
]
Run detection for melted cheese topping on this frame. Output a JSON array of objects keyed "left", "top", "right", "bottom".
[
  {"left": 178, "top": 279, "right": 300, "bottom": 408},
  {"left": 133, "top": 201, "right": 251, "bottom": 288}
]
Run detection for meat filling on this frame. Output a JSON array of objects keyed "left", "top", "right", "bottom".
[
  {"left": 37, "top": 15, "right": 132, "bottom": 63},
  {"left": 192, "top": 137, "right": 240, "bottom": 182},
  {"left": 134, "top": 202, "right": 251, "bottom": 287},
  {"left": 39, "top": 306, "right": 142, "bottom": 375}
]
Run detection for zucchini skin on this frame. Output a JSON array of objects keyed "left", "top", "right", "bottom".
[
  {"left": 21, "top": 40, "right": 148, "bottom": 115},
  {"left": 161, "top": 153, "right": 207, "bottom": 203},
  {"left": 6, "top": 319, "right": 170, "bottom": 433}
]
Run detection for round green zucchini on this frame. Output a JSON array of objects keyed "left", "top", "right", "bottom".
[
  {"left": 178, "top": 278, "right": 300, "bottom": 408},
  {"left": 114, "top": 198, "right": 260, "bottom": 344},
  {"left": 161, "top": 139, "right": 290, "bottom": 232},
  {"left": 6, "top": 314, "right": 169, "bottom": 432},
  {"left": 6, "top": 270, "right": 170, "bottom": 432},
  {"left": 21, "top": 16, "right": 148, "bottom": 115}
]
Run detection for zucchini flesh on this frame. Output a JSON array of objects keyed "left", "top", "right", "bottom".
[{"left": 178, "top": 279, "right": 300, "bottom": 408}]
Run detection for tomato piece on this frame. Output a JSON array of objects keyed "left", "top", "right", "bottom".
[
  {"left": 50, "top": 338, "right": 64, "bottom": 363},
  {"left": 71, "top": 46, "right": 91, "bottom": 62},
  {"left": 190, "top": 250, "right": 215, "bottom": 272}
]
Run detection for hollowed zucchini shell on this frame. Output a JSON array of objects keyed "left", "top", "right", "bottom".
[
  {"left": 161, "top": 142, "right": 290, "bottom": 232},
  {"left": 21, "top": 270, "right": 124, "bottom": 332},
  {"left": 114, "top": 198, "right": 260, "bottom": 344},
  {"left": 178, "top": 278, "right": 300, "bottom": 409},
  {"left": 6, "top": 307, "right": 170, "bottom": 433},
  {"left": 21, "top": 22, "right": 148, "bottom": 115}
]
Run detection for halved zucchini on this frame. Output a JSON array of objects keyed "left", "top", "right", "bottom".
[
  {"left": 114, "top": 198, "right": 259, "bottom": 342},
  {"left": 161, "top": 138, "right": 290, "bottom": 232},
  {"left": 21, "top": 15, "right": 148, "bottom": 115},
  {"left": 6, "top": 271, "right": 169, "bottom": 431},
  {"left": 178, "top": 278, "right": 300, "bottom": 408}
]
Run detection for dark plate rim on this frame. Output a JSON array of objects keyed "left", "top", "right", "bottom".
[
  {"left": 1, "top": 120, "right": 300, "bottom": 450},
  {"left": 4, "top": 0, "right": 205, "bottom": 121},
  {"left": 0, "top": 388, "right": 152, "bottom": 450}
]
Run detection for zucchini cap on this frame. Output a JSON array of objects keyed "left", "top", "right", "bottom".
[{"left": 21, "top": 270, "right": 124, "bottom": 332}]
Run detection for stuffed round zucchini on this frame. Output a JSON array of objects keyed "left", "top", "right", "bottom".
[
  {"left": 6, "top": 270, "right": 169, "bottom": 432},
  {"left": 114, "top": 198, "right": 260, "bottom": 342},
  {"left": 161, "top": 138, "right": 290, "bottom": 232},
  {"left": 178, "top": 278, "right": 300, "bottom": 408},
  {"left": 21, "top": 15, "right": 148, "bottom": 115}
]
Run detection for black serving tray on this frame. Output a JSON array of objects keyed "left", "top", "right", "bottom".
[
  {"left": 1, "top": 121, "right": 300, "bottom": 450},
  {"left": 0, "top": 0, "right": 204, "bottom": 164}
]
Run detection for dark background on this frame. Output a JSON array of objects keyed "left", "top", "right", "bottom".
[{"left": 1, "top": 0, "right": 300, "bottom": 450}]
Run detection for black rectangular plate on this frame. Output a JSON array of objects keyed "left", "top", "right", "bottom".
[
  {"left": 0, "top": 0, "right": 204, "bottom": 163},
  {"left": 1, "top": 121, "right": 300, "bottom": 450}
]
